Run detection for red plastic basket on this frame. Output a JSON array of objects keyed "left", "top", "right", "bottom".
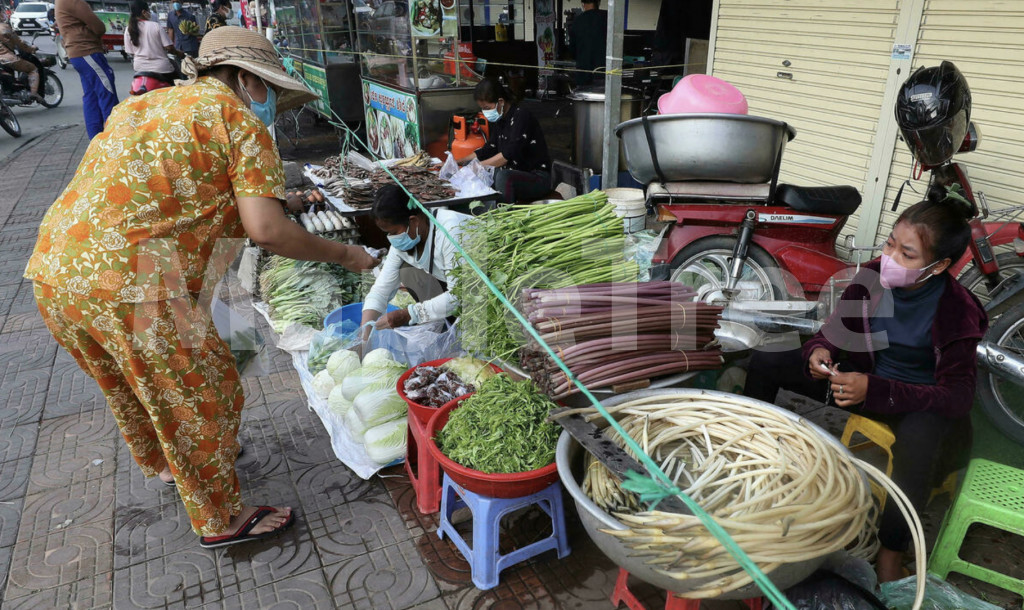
[
  {"left": 425, "top": 394, "right": 559, "bottom": 498},
  {"left": 396, "top": 358, "right": 502, "bottom": 426}
]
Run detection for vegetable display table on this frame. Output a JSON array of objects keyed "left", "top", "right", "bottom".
[{"left": 404, "top": 410, "right": 443, "bottom": 514}]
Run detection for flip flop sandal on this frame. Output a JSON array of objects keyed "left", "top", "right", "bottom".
[
  {"left": 161, "top": 445, "right": 245, "bottom": 488},
  {"left": 199, "top": 506, "right": 296, "bottom": 549}
]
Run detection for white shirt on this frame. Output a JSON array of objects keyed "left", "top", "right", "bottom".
[
  {"left": 124, "top": 20, "right": 174, "bottom": 74},
  {"left": 363, "top": 208, "right": 471, "bottom": 325}
]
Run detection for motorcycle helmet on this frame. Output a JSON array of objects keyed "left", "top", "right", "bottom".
[{"left": 895, "top": 61, "right": 971, "bottom": 167}]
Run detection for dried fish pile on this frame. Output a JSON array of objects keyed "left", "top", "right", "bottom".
[
  {"left": 327, "top": 166, "right": 455, "bottom": 209},
  {"left": 310, "top": 155, "right": 342, "bottom": 181}
]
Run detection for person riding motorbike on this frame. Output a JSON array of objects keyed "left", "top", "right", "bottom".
[
  {"left": 0, "top": 14, "right": 42, "bottom": 103},
  {"left": 125, "top": 0, "right": 182, "bottom": 94}
]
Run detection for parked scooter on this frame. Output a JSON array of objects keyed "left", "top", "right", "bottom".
[
  {"left": 0, "top": 95, "right": 20, "bottom": 137},
  {"left": 630, "top": 63, "right": 1024, "bottom": 442},
  {"left": 0, "top": 48, "right": 63, "bottom": 108}
]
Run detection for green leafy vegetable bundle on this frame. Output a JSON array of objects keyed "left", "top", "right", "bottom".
[
  {"left": 436, "top": 375, "right": 560, "bottom": 474},
  {"left": 451, "top": 191, "right": 638, "bottom": 359},
  {"left": 258, "top": 255, "right": 363, "bottom": 333}
]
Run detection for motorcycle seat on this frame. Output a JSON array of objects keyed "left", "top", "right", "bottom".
[{"left": 776, "top": 184, "right": 861, "bottom": 216}]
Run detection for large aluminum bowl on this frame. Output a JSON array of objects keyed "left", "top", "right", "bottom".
[
  {"left": 556, "top": 388, "right": 859, "bottom": 599},
  {"left": 614, "top": 114, "right": 797, "bottom": 184}
]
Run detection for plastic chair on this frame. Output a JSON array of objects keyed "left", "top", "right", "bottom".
[
  {"left": 839, "top": 413, "right": 958, "bottom": 507},
  {"left": 404, "top": 411, "right": 442, "bottom": 514},
  {"left": 928, "top": 459, "right": 1024, "bottom": 597},
  {"left": 437, "top": 474, "right": 570, "bottom": 590},
  {"left": 611, "top": 568, "right": 763, "bottom": 610}
]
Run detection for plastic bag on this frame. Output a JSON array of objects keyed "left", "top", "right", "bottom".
[
  {"left": 624, "top": 229, "right": 662, "bottom": 281},
  {"left": 449, "top": 159, "right": 496, "bottom": 198},
  {"left": 439, "top": 151, "right": 459, "bottom": 182},
  {"left": 307, "top": 320, "right": 362, "bottom": 374},
  {"left": 879, "top": 574, "right": 1003, "bottom": 610},
  {"left": 367, "top": 319, "right": 461, "bottom": 367},
  {"left": 211, "top": 297, "right": 267, "bottom": 377}
]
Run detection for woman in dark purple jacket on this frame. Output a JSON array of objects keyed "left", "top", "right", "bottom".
[{"left": 745, "top": 197, "right": 988, "bottom": 582}]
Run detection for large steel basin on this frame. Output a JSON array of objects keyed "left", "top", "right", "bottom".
[
  {"left": 556, "top": 388, "right": 859, "bottom": 599},
  {"left": 614, "top": 114, "right": 797, "bottom": 184}
]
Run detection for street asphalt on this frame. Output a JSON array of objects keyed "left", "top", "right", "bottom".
[{"left": 0, "top": 34, "right": 135, "bottom": 163}]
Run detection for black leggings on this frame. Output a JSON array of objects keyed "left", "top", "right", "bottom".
[
  {"left": 744, "top": 348, "right": 971, "bottom": 552},
  {"left": 493, "top": 168, "right": 550, "bottom": 203}
]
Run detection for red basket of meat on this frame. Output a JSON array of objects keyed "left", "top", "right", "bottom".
[
  {"left": 425, "top": 394, "right": 560, "bottom": 498},
  {"left": 397, "top": 358, "right": 503, "bottom": 426}
]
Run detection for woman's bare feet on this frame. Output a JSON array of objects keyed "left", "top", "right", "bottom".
[
  {"left": 158, "top": 466, "right": 175, "bottom": 485},
  {"left": 227, "top": 505, "right": 292, "bottom": 536},
  {"left": 876, "top": 546, "right": 905, "bottom": 583}
]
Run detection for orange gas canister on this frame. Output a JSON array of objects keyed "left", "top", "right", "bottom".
[
  {"left": 448, "top": 113, "right": 489, "bottom": 160},
  {"left": 444, "top": 42, "right": 481, "bottom": 79}
]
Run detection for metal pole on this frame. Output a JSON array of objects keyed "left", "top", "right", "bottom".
[{"left": 600, "top": 0, "right": 625, "bottom": 190}]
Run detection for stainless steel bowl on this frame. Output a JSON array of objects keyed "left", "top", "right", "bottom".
[
  {"left": 614, "top": 114, "right": 797, "bottom": 185},
  {"left": 556, "top": 388, "right": 857, "bottom": 599}
]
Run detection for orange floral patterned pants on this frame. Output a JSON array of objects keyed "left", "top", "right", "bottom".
[{"left": 34, "top": 282, "right": 244, "bottom": 536}]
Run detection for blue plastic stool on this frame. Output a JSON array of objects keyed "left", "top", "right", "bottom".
[{"left": 437, "top": 473, "right": 571, "bottom": 590}]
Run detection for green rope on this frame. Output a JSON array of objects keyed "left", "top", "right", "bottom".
[{"left": 283, "top": 62, "right": 795, "bottom": 610}]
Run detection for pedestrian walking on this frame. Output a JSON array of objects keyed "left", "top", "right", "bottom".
[
  {"left": 166, "top": 1, "right": 200, "bottom": 57},
  {"left": 24, "top": 26, "right": 378, "bottom": 548},
  {"left": 55, "top": 0, "right": 118, "bottom": 138}
]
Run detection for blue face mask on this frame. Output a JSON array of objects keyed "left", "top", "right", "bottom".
[
  {"left": 239, "top": 74, "right": 277, "bottom": 128},
  {"left": 388, "top": 228, "right": 421, "bottom": 252},
  {"left": 482, "top": 101, "right": 503, "bottom": 122},
  {"left": 172, "top": 2, "right": 182, "bottom": 10}
]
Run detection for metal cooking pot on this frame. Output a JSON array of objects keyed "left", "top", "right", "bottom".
[
  {"left": 570, "top": 88, "right": 643, "bottom": 173},
  {"left": 614, "top": 114, "right": 797, "bottom": 184},
  {"left": 556, "top": 388, "right": 862, "bottom": 599}
]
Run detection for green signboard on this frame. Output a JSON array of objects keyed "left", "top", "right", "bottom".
[{"left": 303, "top": 63, "right": 330, "bottom": 118}]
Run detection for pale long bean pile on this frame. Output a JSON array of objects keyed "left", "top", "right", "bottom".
[{"left": 562, "top": 392, "right": 892, "bottom": 599}]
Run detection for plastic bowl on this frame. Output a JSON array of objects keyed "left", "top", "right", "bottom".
[
  {"left": 323, "top": 302, "right": 399, "bottom": 330},
  {"left": 397, "top": 358, "right": 503, "bottom": 426},
  {"left": 425, "top": 395, "right": 560, "bottom": 498},
  {"left": 658, "top": 74, "right": 748, "bottom": 115}
]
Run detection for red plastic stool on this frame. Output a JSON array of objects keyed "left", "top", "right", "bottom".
[
  {"left": 611, "top": 568, "right": 764, "bottom": 610},
  {"left": 404, "top": 411, "right": 443, "bottom": 514}
]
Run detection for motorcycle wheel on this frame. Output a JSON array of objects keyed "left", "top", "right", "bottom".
[
  {"left": 0, "top": 99, "right": 22, "bottom": 137},
  {"left": 958, "top": 252, "right": 1024, "bottom": 313},
  {"left": 668, "top": 236, "right": 788, "bottom": 302},
  {"left": 39, "top": 71, "right": 63, "bottom": 108},
  {"left": 977, "top": 298, "right": 1024, "bottom": 445}
]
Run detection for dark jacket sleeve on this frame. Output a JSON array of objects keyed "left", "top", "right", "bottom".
[
  {"left": 474, "top": 139, "right": 498, "bottom": 160},
  {"left": 862, "top": 336, "right": 981, "bottom": 418}
]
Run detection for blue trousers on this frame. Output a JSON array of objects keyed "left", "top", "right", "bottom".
[{"left": 69, "top": 53, "right": 118, "bottom": 139}]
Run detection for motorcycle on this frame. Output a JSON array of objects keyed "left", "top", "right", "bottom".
[
  {"left": 631, "top": 68, "right": 1024, "bottom": 443},
  {"left": 129, "top": 53, "right": 181, "bottom": 96},
  {"left": 0, "top": 49, "right": 64, "bottom": 108},
  {"left": 0, "top": 95, "right": 20, "bottom": 137}
]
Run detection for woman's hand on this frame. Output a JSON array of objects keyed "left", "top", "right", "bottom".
[
  {"left": 830, "top": 372, "right": 868, "bottom": 407},
  {"left": 375, "top": 308, "right": 411, "bottom": 330},
  {"left": 343, "top": 246, "right": 379, "bottom": 271},
  {"left": 808, "top": 348, "right": 834, "bottom": 379}
]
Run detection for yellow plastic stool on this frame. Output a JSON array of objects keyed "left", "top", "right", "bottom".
[
  {"left": 839, "top": 413, "right": 958, "bottom": 507},
  {"left": 929, "top": 459, "right": 1024, "bottom": 597}
]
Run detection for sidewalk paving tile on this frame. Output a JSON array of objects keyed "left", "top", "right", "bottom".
[
  {"left": 25, "top": 440, "right": 117, "bottom": 495},
  {"left": 324, "top": 539, "right": 441, "bottom": 610},
  {"left": 113, "top": 549, "right": 221, "bottom": 609},
  {"left": 43, "top": 360, "right": 110, "bottom": 420},
  {"left": 213, "top": 569, "right": 334, "bottom": 610},
  {"left": 307, "top": 490, "right": 421, "bottom": 564},
  {"left": 5, "top": 522, "right": 114, "bottom": 598},
  {"left": 0, "top": 423, "right": 38, "bottom": 464},
  {"left": 113, "top": 445, "right": 182, "bottom": 509},
  {"left": 34, "top": 408, "right": 120, "bottom": 455},
  {"left": 1, "top": 570, "right": 113, "bottom": 610},
  {"left": 216, "top": 514, "right": 322, "bottom": 597},
  {"left": 289, "top": 461, "right": 381, "bottom": 516},
  {"left": 0, "top": 456, "right": 32, "bottom": 502},
  {"left": 0, "top": 497, "right": 23, "bottom": 548},
  {"left": 0, "top": 366, "right": 49, "bottom": 431},
  {"left": 112, "top": 500, "right": 196, "bottom": 570},
  {"left": 16, "top": 478, "right": 115, "bottom": 545}
]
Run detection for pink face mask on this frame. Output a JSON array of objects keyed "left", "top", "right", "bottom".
[{"left": 879, "top": 253, "right": 939, "bottom": 289}]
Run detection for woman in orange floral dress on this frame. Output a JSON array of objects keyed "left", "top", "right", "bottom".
[{"left": 24, "top": 27, "right": 377, "bottom": 548}]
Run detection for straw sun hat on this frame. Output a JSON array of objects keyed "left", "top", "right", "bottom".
[{"left": 179, "top": 26, "right": 317, "bottom": 112}]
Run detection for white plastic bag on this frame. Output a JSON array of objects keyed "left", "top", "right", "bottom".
[
  {"left": 438, "top": 151, "right": 460, "bottom": 182},
  {"left": 367, "top": 320, "right": 461, "bottom": 367},
  {"left": 449, "top": 159, "right": 496, "bottom": 198}
]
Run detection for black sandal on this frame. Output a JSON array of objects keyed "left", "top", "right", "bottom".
[{"left": 199, "top": 506, "right": 296, "bottom": 549}]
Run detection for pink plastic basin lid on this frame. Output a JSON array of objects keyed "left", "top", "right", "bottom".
[{"left": 658, "top": 74, "right": 749, "bottom": 115}]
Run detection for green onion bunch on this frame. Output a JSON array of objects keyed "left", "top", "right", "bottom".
[{"left": 451, "top": 191, "right": 638, "bottom": 359}]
